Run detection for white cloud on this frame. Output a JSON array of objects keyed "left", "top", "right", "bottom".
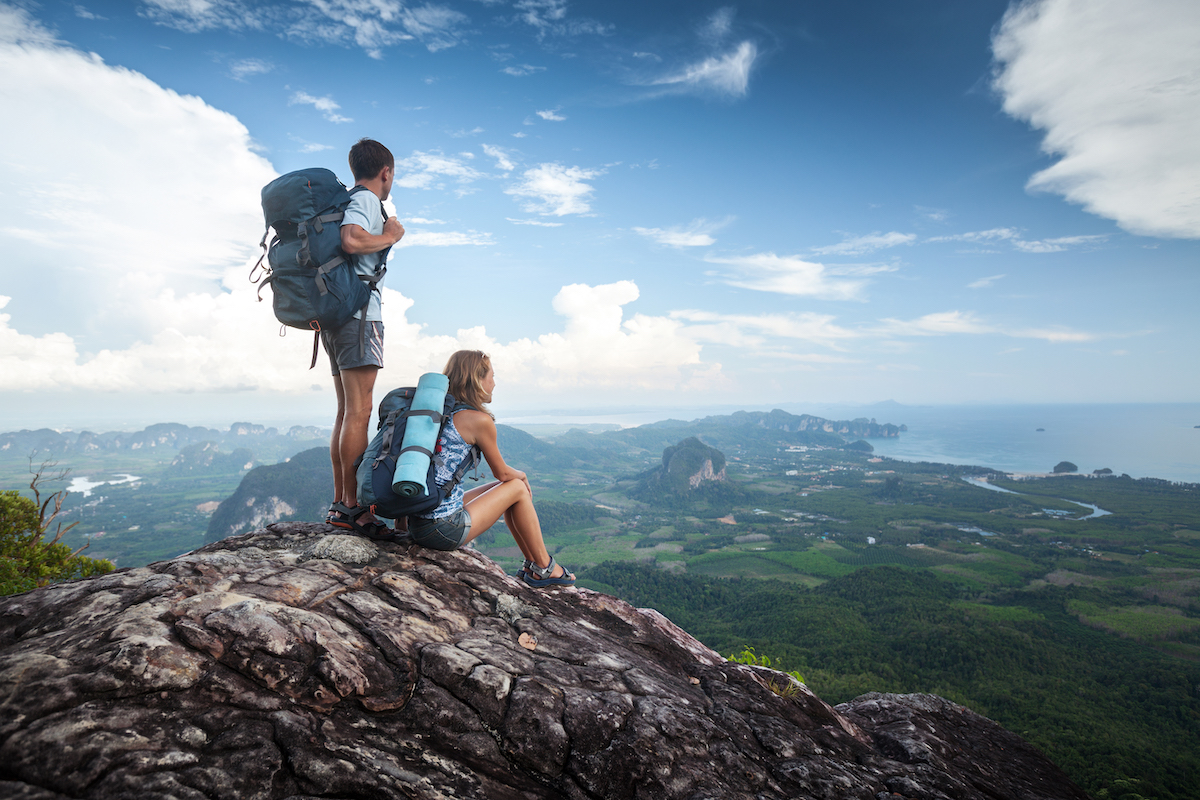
[
  {"left": 140, "top": 0, "right": 470, "bottom": 57},
  {"left": 482, "top": 143, "right": 516, "bottom": 172},
  {"left": 701, "top": 7, "right": 735, "bottom": 42},
  {"left": 927, "top": 228, "right": 1019, "bottom": 244},
  {"left": 880, "top": 311, "right": 993, "bottom": 336},
  {"left": 74, "top": 5, "right": 105, "bottom": 21},
  {"left": 0, "top": 279, "right": 720, "bottom": 395},
  {"left": 394, "top": 150, "right": 484, "bottom": 191},
  {"left": 651, "top": 41, "right": 757, "bottom": 97},
  {"left": 288, "top": 90, "right": 352, "bottom": 123},
  {"left": 396, "top": 229, "right": 494, "bottom": 247},
  {"left": 0, "top": 9, "right": 276, "bottom": 352},
  {"left": 634, "top": 218, "right": 729, "bottom": 248},
  {"left": 511, "top": 0, "right": 612, "bottom": 38},
  {"left": 447, "top": 126, "right": 485, "bottom": 138},
  {"left": 507, "top": 218, "right": 564, "bottom": 227},
  {"left": 992, "top": 0, "right": 1200, "bottom": 238},
  {"left": 1011, "top": 234, "right": 1107, "bottom": 253},
  {"left": 968, "top": 274, "right": 1006, "bottom": 289},
  {"left": 503, "top": 64, "right": 545, "bottom": 76},
  {"left": 671, "top": 309, "right": 857, "bottom": 349},
  {"left": 927, "top": 227, "right": 1106, "bottom": 253},
  {"left": 229, "top": 57, "right": 273, "bottom": 81},
  {"left": 705, "top": 253, "right": 868, "bottom": 300},
  {"left": 879, "top": 311, "right": 1097, "bottom": 343},
  {"left": 506, "top": 163, "right": 602, "bottom": 216},
  {"left": 407, "top": 216, "right": 446, "bottom": 225},
  {"left": 536, "top": 108, "right": 566, "bottom": 121},
  {"left": 811, "top": 231, "right": 916, "bottom": 256},
  {"left": 139, "top": 0, "right": 265, "bottom": 33}
]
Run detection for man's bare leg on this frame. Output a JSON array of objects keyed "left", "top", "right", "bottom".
[
  {"left": 329, "top": 374, "right": 348, "bottom": 507},
  {"left": 336, "top": 365, "right": 379, "bottom": 508}
]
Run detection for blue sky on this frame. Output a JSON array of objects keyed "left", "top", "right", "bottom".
[{"left": 1, "top": 0, "right": 1197, "bottom": 429}]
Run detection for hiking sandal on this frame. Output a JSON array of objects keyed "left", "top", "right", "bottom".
[
  {"left": 325, "top": 502, "right": 342, "bottom": 525},
  {"left": 521, "top": 556, "right": 575, "bottom": 588},
  {"left": 329, "top": 503, "right": 403, "bottom": 543}
]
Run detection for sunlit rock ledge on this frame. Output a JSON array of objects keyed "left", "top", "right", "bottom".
[{"left": 0, "top": 523, "right": 1087, "bottom": 800}]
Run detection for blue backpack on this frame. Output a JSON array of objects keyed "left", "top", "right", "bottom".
[
  {"left": 357, "top": 387, "right": 482, "bottom": 520},
  {"left": 252, "top": 168, "right": 391, "bottom": 368}
]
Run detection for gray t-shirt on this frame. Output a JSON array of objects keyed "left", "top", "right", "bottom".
[{"left": 341, "top": 189, "right": 387, "bottom": 322}]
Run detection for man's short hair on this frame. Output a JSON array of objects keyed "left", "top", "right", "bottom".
[{"left": 348, "top": 138, "right": 394, "bottom": 181}]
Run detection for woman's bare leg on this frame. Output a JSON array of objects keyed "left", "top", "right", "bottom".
[{"left": 462, "top": 479, "right": 570, "bottom": 578}]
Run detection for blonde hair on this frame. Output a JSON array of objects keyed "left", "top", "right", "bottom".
[{"left": 444, "top": 350, "right": 494, "bottom": 418}]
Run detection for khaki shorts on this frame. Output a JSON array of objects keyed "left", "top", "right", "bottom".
[{"left": 321, "top": 320, "right": 384, "bottom": 376}]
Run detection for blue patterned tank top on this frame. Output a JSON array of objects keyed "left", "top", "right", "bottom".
[{"left": 426, "top": 412, "right": 476, "bottom": 519}]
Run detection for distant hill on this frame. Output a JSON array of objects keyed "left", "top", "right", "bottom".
[
  {"left": 0, "top": 422, "right": 328, "bottom": 464},
  {"left": 205, "top": 447, "right": 332, "bottom": 542},
  {"left": 627, "top": 437, "right": 745, "bottom": 514}
]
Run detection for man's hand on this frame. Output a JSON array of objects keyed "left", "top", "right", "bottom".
[
  {"left": 384, "top": 216, "right": 405, "bottom": 245},
  {"left": 342, "top": 219, "right": 404, "bottom": 255}
]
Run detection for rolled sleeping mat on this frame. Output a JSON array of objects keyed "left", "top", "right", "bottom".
[{"left": 391, "top": 372, "right": 450, "bottom": 498}]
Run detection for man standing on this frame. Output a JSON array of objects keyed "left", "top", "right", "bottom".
[{"left": 326, "top": 138, "right": 405, "bottom": 537}]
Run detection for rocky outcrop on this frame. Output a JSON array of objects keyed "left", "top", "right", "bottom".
[{"left": 0, "top": 523, "right": 1087, "bottom": 800}]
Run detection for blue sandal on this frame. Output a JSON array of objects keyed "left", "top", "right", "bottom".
[{"left": 521, "top": 556, "right": 575, "bottom": 588}]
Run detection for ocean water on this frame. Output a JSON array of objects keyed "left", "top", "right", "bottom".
[
  {"left": 504, "top": 403, "right": 1200, "bottom": 484},
  {"left": 859, "top": 404, "right": 1200, "bottom": 484}
]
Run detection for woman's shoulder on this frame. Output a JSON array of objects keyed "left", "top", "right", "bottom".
[{"left": 451, "top": 408, "right": 494, "bottom": 441}]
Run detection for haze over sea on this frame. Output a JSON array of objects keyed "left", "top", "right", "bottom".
[{"left": 506, "top": 402, "right": 1200, "bottom": 485}]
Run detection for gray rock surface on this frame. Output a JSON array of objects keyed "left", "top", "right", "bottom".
[{"left": 0, "top": 522, "right": 1089, "bottom": 799}]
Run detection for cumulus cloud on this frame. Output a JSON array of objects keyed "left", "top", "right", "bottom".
[
  {"left": 0, "top": 8, "right": 276, "bottom": 350},
  {"left": 992, "top": 0, "right": 1200, "bottom": 238},
  {"left": 0, "top": 280, "right": 720, "bottom": 395},
  {"left": 811, "top": 231, "right": 916, "bottom": 256},
  {"left": 288, "top": 90, "right": 352, "bottom": 123},
  {"left": 506, "top": 163, "right": 602, "bottom": 216},
  {"left": 634, "top": 218, "right": 729, "bottom": 248},
  {"left": 705, "top": 253, "right": 868, "bottom": 300},
  {"left": 651, "top": 41, "right": 758, "bottom": 97},
  {"left": 536, "top": 108, "right": 566, "bottom": 121}
]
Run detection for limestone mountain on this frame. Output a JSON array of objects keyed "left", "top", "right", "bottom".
[
  {"left": 643, "top": 437, "right": 727, "bottom": 494},
  {"left": 205, "top": 447, "right": 332, "bottom": 543},
  {"left": 0, "top": 523, "right": 1088, "bottom": 800}
]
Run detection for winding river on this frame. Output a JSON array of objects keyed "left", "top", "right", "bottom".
[{"left": 961, "top": 476, "right": 1112, "bottom": 519}]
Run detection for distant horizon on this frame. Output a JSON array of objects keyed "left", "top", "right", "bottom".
[{"left": 6, "top": 398, "right": 1199, "bottom": 436}]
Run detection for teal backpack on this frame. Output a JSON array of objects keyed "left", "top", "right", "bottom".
[
  {"left": 357, "top": 385, "right": 481, "bottom": 521},
  {"left": 251, "top": 168, "right": 391, "bottom": 368}
]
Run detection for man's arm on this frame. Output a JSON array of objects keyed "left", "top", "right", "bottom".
[{"left": 342, "top": 217, "right": 404, "bottom": 254}]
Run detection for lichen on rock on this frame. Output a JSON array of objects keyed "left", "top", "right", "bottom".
[{"left": 0, "top": 522, "right": 1089, "bottom": 799}]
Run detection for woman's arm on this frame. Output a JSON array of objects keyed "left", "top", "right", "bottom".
[{"left": 456, "top": 410, "right": 530, "bottom": 491}]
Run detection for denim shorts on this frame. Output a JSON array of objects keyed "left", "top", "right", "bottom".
[{"left": 409, "top": 508, "right": 472, "bottom": 551}]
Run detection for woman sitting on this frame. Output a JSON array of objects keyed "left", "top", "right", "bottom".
[{"left": 407, "top": 350, "right": 575, "bottom": 588}]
